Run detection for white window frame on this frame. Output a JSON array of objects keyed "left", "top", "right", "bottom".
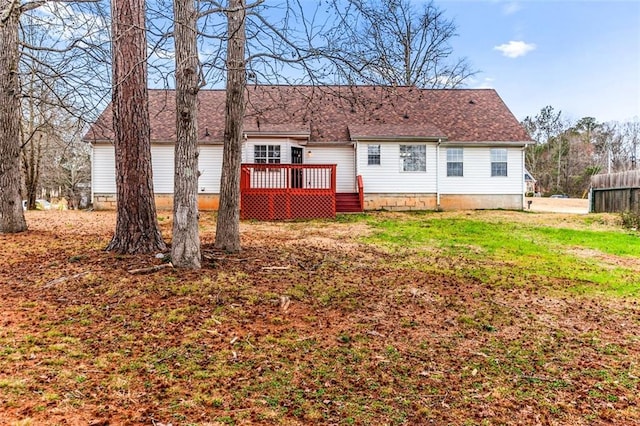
[
  {"left": 254, "top": 145, "right": 281, "bottom": 164},
  {"left": 368, "top": 144, "right": 381, "bottom": 165},
  {"left": 400, "top": 144, "right": 426, "bottom": 172},
  {"left": 446, "top": 148, "right": 464, "bottom": 177},
  {"left": 491, "top": 148, "right": 508, "bottom": 177}
]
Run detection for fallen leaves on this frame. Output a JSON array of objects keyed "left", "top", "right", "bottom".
[{"left": 0, "top": 211, "right": 639, "bottom": 425}]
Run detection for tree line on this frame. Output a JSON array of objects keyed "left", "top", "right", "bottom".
[{"left": 522, "top": 106, "right": 639, "bottom": 197}]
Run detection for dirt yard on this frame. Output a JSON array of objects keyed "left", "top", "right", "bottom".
[{"left": 1, "top": 211, "right": 638, "bottom": 425}]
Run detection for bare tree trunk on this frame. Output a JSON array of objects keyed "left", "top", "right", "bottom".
[
  {"left": 556, "top": 138, "right": 563, "bottom": 192},
  {"left": 403, "top": 21, "right": 411, "bottom": 86},
  {"left": 22, "top": 75, "right": 37, "bottom": 210},
  {"left": 171, "top": 0, "right": 201, "bottom": 268},
  {"left": 0, "top": 4, "right": 27, "bottom": 233},
  {"left": 22, "top": 132, "right": 43, "bottom": 210},
  {"left": 107, "top": 0, "right": 166, "bottom": 254},
  {"left": 215, "top": 0, "right": 246, "bottom": 253}
]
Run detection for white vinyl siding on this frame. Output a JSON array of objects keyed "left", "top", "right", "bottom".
[
  {"left": 243, "top": 138, "right": 295, "bottom": 164},
  {"left": 92, "top": 144, "right": 116, "bottom": 193},
  {"left": 92, "top": 144, "right": 174, "bottom": 194},
  {"left": 151, "top": 145, "right": 174, "bottom": 193},
  {"left": 305, "top": 146, "right": 356, "bottom": 193},
  {"left": 242, "top": 139, "right": 354, "bottom": 192},
  {"left": 356, "top": 142, "right": 437, "bottom": 193},
  {"left": 92, "top": 144, "right": 223, "bottom": 195},
  {"left": 198, "top": 145, "right": 223, "bottom": 193},
  {"left": 93, "top": 140, "right": 524, "bottom": 200},
  {"left": 93, "top": 141, "right": 355, "bottom": 195},
  {"left": 439, "top": 146, "right": 523, "bottom": 194}
]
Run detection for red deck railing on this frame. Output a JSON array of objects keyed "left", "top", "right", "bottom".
[{"left": 240, "top": 164, "right": 337, "bottom": 220}]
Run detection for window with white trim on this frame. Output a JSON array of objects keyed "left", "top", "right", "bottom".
[
  {"left": 447, "top": 148, "right": 463, "bottom": 177},
  {"left": 368, "top": 144, "right": 381, "bottom": 165},
  {"left": 490, "top": 148, "right": 508, "bottom": 176},
  {"left": 254, "top": 145, "right": 281, "bottom": 164},
  {"left": 400, "top": 145, "right": 426, "bottom": 172}
]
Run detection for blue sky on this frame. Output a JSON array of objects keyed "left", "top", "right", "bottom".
[{"left": 439, "top": 0, "right": 640, "bottom": 123}]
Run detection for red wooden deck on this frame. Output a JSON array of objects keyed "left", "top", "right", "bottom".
[{"left": 240, "top": 164, "right": 339, "bottom": 220}]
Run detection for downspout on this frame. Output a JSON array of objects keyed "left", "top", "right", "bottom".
[
  {"left": 436, "top": 139, "right": 441, "bottom": 210},
  {"left": 521, "top": 144, "right": 527, "bottom": 210},
  {"left": 353, "top": 140, "right": 358, "bottom": 192},
  {"left": 90, "top": 144, "right": 95, "bottom": 207}
]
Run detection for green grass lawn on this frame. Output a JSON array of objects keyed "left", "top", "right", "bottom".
[{"left": 361, "top": 211, "right": 640, "bottom": 297}]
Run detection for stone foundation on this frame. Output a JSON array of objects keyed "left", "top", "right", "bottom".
[
  {"left": 364, "top": 193, "right": 523, "bottom": 211},
  {"left": 93, "top": 194, "right": 118, "bottom": 210},
  {"left": 364, "top": 194, "right": 438, "bottom": 211},
  {"left": 439, "top": 194, "right": 523, "bottom": 210},
  {"left": 93, "top": 194, "right": 221, "bottom": 211},
  {"left": 94, "top": 192, "right": 522, "bottom": 212}
]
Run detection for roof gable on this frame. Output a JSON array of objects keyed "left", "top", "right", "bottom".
[{"left": 84, "top": 86, "right": 532, "bottom": 144}]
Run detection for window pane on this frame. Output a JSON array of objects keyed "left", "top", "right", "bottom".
[
  {"left": 255, "top": 145, "right": 280, "bottom": 164},
  {"left": 268, "top": 145, "right": 281, "bottom": 164},
  {"left": 400, "top": 145, "right": 426, "bottom": 172},
  {"left": 447, "top": 162, "right": 463, "bottom": 177},
  {"left": 368, "top": 144, "right": 380, "bottom": 165},
  {"left": 254, "top": 145, "right": 266, "bottom": 163},
  {"left": 491, "top": 162, "right": 508, "bottom": 176},
  {"left": 447, "top": 148, "right": 463, "bottom": 162},
  {"left": 491, "top": 148, "right": 507, "bottom": 162}
]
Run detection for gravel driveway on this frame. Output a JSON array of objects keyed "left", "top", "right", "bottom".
[{"left": 525, "top": 197, "right": 590, "bottom": 214}]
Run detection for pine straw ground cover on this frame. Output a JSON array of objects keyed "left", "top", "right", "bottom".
[{"left": 1, "top": 210, "right": 639, "bottom": 426}]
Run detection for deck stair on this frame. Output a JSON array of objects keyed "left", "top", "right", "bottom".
[{"left": 336, "top": 192, "right": 363, "bottom": 213}]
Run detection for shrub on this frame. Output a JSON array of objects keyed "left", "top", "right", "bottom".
[{"left": 620, "top": 209, "right": 640, "bottom": 231}]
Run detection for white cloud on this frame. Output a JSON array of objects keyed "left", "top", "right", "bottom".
[
  {"left": 494, "top": 41, "right": 536, "bottom": 58},
  {"left": 502, "top": 2, "right": 522, "bottom": 15},
  {"left": 466, "top": 76, "right": 495, "bottom": 89},
  {"left": 474, "top": 77, "right": 495, "bottom": 89}
]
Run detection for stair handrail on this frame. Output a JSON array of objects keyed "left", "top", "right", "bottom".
[{"left": 357, "top": 175, "right": 364, "bottom": 211}]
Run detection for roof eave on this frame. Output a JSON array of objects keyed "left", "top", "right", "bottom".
[
  {"left": 351, "top": 135, "right": 447, "bottom": 142},
  {"left": 83, "top": 138, "right": 111, "bottom": 145},
  {"left": 243, "top": 131, "right": 310, "bottom": 141},
  {"left": 441, "top": 140, "right": 530, "bottom": 147}
]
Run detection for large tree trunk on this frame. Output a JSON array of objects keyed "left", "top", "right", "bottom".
[
  {"left": 107, "top": 0, "right": 166, "bottom": 254},
  {"left": 215, "top": 0, "right": 246, "bottom": 253},
  {"left": 0, "top": 4, "right": 27, "bottom": 233},
  {"left": 171, "top": 0, "right": 201, "bottom": 268}
]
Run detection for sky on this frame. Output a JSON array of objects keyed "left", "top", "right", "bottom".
[{"left": 437, "top": 0, "right": 640, "bottom": 123}]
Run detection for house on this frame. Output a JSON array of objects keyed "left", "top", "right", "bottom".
[{"left": 84, "top": 85, "right": 533, "bottom": 218}]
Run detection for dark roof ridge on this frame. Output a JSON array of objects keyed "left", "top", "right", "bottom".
[{"left": 148, "top": 85, "right": 497, "bottom": 91}]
